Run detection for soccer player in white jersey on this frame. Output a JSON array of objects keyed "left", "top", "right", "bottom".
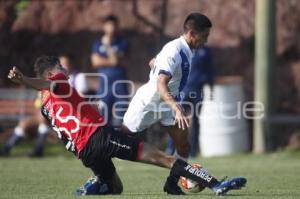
[{"left": 123, "top": 13, "right": 212, "bottom": 159}]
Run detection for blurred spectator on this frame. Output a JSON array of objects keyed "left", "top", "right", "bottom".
[
  {"left": 91, "top": 15, "right": 129, "bottom": 127},
  {"left": 165, "top": 46, "right": 215, "bottom": 158},
  {"left": 0, "top": 93, "right": 51, "bottom": 157}
]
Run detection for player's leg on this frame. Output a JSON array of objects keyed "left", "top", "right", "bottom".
[
  {"left": 0, "top": 126, "right": 24, "bottom": 156},
  {"left": 100, "top": 125, "right": 174, "bottom": 169},
  {"left": 83, "top": 126, "right": 246, "bottom": 195},
  {"left": 111, "top": 126, "right": 246, "bottom": 195},
  {"left": 164, "top": 158, "right": 247, "bottom": 195},
  {"left": 1, "top": 114, "right": 40, "bottom": 156},
  {"left": 109, "top": 171, "right": 123, "bottom": 194},
  {"left": 139, "top": 142, "right": 175, "bottom": 168},
  {"left": 75, "top": 160, "right": 123, "bottom": 196},
  {"left": 78, "top": 129, "right": 123, "bottom": 195},
  {"left": 160, "top": 110, "right": 190, "bottom": 159},
  {"left": 89, "top": 159, "right": 123, "bottom": 194},
  {"left": 164, "top": 125, "right": 190, "bottom": 159},
  {"left": 138, "top": 142, "right": 246, "bottom": 195},
  {"left": 133, "top": 141, "right": 214, "bottom": 194},
  {"left": 29, "top": 116, "right": 50, "bottom": 157}
]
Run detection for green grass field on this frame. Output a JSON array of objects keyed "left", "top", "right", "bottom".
[{"left": 0, "top": 146, "right": 300, "bottom": 199}]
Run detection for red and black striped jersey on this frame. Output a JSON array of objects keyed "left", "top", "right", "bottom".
[{"left": 41, "top": 73, "right": 104, "bottom": 156}]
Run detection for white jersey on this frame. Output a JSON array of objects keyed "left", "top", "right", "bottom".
[
  {"left": 142, "top": 36, "right": 193, "bottom": 110},
  {"left": 150, "top": 36, "right": 193, "bottom": 95},
  {"left": 123, "top": 36, "right": 193, "bottom": 132}
]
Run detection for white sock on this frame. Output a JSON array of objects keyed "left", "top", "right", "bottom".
[
  {"left": 14, "top": 126, "right": 25, "bottom": 137},
  {"left": 38, "top": 123, "right": 49, "bottom": 135}
]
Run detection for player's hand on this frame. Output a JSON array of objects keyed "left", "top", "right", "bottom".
[
  {"left": 174, "top": 105, "right": 190, "bottom": 130},
  {"left": 8, "top": 66, "right": 24, "bottom": 84}
]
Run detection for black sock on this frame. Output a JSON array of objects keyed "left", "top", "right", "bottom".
[{"left": 170, "top": 159, "right": 219, "bottom": 188}]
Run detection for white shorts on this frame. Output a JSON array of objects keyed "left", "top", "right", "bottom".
[{"left": 123, "top": 87, "right": 175, "bottom": 132}]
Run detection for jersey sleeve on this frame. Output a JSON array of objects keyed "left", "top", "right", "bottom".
[
  {"left": 155, "top": 45, "right": 180, "bottom": 78},
  {"left": 49, "top": 73, "right": 72, "bottom": 96}
]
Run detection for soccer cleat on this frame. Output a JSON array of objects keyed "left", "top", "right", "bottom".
[
  {"left": 163, "top": 176, "right": 186, "bottom": 195},
  {"left": 74, "top": 176, "right": 111, "bottom": 196},
  {"left": 74, "top": 186, "right": 88, "bottom": 196},
  {"left": 212, "top": 176, "right": 247, "bottom": 195}
]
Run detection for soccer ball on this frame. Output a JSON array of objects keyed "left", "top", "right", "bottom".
[{"left": 180, "top": 164, "right": 206, "bottom": 193}]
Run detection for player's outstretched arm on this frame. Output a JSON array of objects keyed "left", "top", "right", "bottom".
[{"left": 8, "top": 66, "right": 51, "bottom": 90}]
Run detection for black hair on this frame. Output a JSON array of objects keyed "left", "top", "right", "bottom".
[
  {"left": 34, "top": 55, "right": 61, "bottom": 77},
  {"left": 103, "top": 14, "right": 119, "bottom": 25},
  {"left": 183, "top": 12, "right": 212, "bottom": 33}
]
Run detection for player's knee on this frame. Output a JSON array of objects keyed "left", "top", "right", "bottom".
[
  {"left": 111, "top": 172, "right": 123, "bottom": 194},
  {"left": 111, "top": 181, "right": 123, "bottom": 194},
  {"left": 112, "top": 183, "right": 123, "bottom": 194}
]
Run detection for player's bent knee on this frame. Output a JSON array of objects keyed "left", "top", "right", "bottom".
[
  {"left": 111, "top": 172, "right": 123, "bottom": 194},
  {"left": 112, "top": 180, "right": 123, "bottom": 194},
  {"left": 113, "top": 184, "right": 123, "bottom": 194}
]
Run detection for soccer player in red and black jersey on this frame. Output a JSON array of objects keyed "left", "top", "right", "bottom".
[{"left": 8, "top": 55, "right": 246, "bottom": 196}]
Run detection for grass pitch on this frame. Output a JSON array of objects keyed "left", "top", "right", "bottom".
[{"left": 0, "top": 146, "right": 300, "bottom": 199}]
